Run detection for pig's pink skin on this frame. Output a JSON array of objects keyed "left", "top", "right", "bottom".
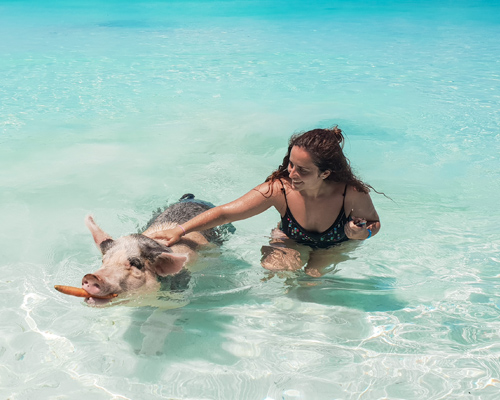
[
  {"left": 81, "top": 236, "right": 187, "bottom": 295},
  {"left": 82, "top": 220, "right": 191, "bottom": 304},
  {"left": 86, "top": 216, "right": 113, "bottom": 249},
  {"left": 81, "top": 196, "right": 225, "bottom": 306},
  {"left": 82, "top": 274, "right": 106, "bottom": 296}
]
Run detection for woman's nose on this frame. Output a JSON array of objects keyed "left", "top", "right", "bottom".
[{"left": 288, "top": 165, "right": 296, "bottom": 177}]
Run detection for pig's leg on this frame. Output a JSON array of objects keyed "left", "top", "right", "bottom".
[{"left": 139, "top": 308, "right": 182, "bottom": 356}]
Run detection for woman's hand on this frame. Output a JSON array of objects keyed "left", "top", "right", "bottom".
[
  {"left": 344, "top": 218, "right": 371, "bottom": 240},
  {"left": 344, "top": 187, "right": 381, "bottom": 240},
  {"left": 148, "top": 227, "right": 184, "bottom": 246}
]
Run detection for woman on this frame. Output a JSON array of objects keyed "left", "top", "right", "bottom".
[{"left": 151, "top": 126, "right": 380, "bottom": 277}]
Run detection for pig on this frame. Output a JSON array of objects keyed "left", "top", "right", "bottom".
[{"left": 82, "top": 194, "right": 234, "bottom": 306}]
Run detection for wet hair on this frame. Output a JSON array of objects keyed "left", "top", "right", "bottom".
[{"left": 265, "top": 126, "right": 374, "bottom": 194}]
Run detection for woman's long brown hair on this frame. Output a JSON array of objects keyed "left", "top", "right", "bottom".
[{"left": 265, "top": 126, "right": 375, "bottom": 194}]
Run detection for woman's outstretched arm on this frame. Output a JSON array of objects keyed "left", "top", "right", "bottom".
[{"left": 149, "top": 182, "right": 280, "bottom": 246}]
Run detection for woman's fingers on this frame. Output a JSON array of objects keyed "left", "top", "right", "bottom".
[{"left": 344, "top": 220, "right": 367, "bottom": 239}]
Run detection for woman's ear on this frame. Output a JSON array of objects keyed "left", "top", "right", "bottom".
[{"left": 321, "top": 170, "right": 331, "bottom": 179}]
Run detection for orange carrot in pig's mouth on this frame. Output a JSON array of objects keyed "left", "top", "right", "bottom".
[{"left": 54, "top": 285, "right": 118, "bottom": 299}]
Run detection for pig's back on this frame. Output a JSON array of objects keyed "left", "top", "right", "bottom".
[
  {"left": 155, "top": 200, "right": 213, "bottom": 226},
  {"left": 146, "top": 194, "right": 235, "bottom": 244}
]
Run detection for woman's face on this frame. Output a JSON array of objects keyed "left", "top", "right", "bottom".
[{"left": 287, "top": 146, "right": 329, "bottom": 190}]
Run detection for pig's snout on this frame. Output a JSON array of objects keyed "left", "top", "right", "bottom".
[{"left": 82, "top": 274, "right": 105, "bottom": 296}]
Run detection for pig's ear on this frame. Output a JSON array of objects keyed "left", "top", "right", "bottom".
[
  {"left": 85, "top": 215, "right": 114, "bottom": 255},
  {"left": 152, "top": 253, "right": 188, "bottom": 277}
]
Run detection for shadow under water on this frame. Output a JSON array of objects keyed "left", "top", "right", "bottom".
[
  {"left": 285, "top": 274, "right": 407, "bottom": 312},
  {"left": 121, "top": 253, "right": 256, "bottom": 364}
]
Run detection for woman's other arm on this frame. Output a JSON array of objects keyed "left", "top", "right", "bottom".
[{"left": 344, "top": 186, "right": 381, "bottom": 240}]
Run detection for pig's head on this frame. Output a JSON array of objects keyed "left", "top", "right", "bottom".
[{"left": 83, "top": 216, "right": 188, "bottom": 305}]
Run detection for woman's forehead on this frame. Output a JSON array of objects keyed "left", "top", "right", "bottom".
[{"left": 290, "top": 146, "right": 315, "bottom": 166}]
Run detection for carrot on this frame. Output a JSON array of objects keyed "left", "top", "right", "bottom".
[{"left": 54, "top": 285, "right": 118, "bottom": 299}]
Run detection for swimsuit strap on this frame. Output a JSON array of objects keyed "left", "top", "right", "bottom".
[
  {"left": 342, "top": 183, "right": 347, "bottom": 211},
  {"left": 278, "top": 178, "right": 289, "bottom": 207}
]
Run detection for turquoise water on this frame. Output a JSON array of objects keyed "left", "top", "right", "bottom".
[{"left": 1, "top": 0, "right": 500, "bottom": 398}]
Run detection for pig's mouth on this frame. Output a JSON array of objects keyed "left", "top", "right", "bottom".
[
  {"left": 83, "top": 289, "right": 121, "bottom": 307},
  {"left": 84, "top": 296, "right": 114, "bottom": 307}
]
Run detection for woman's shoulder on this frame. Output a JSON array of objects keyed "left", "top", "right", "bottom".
[
  {"left": 346, "top": 183, "right": 371, "bottom": 196},
  {"left": 345, "top": 184, "right": 368, "bottom": 200},
  {"left": 254, "top": 178, "right": 289, "bottom": 199},
  {"left": 344, "top": 183, "right": 375, "bottom": 210}
]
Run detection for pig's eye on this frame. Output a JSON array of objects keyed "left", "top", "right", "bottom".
[{"left": 129, "top": 257, "right": 144, "bottom": 270}]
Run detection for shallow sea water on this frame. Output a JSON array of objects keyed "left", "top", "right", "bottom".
[{"left": 1, "top": 0, "right": 500, "bottom": 399}]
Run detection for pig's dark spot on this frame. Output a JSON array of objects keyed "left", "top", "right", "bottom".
[
  {"left": 158, "top": 269, "right": 191, "bottom": 293},
  {"left": 129, "top": 257, "right": 144, "bottom": 270},
  {"left": 130, "top": 234, "right": 173, "bottom": 263},
  {"left": 179, "top": 193, "right": 195, "bottom": 200},
  {"left": 100, "top": 239, "right": 115, "bottom": 255}
]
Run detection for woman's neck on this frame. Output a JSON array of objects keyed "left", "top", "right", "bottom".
[{"left": 297, "top": 180, "right": 344, "bottom": 200}]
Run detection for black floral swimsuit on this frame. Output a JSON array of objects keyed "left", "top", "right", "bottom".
[{"left": 279, "top": 180, "right": 349, "bottom": 248}]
